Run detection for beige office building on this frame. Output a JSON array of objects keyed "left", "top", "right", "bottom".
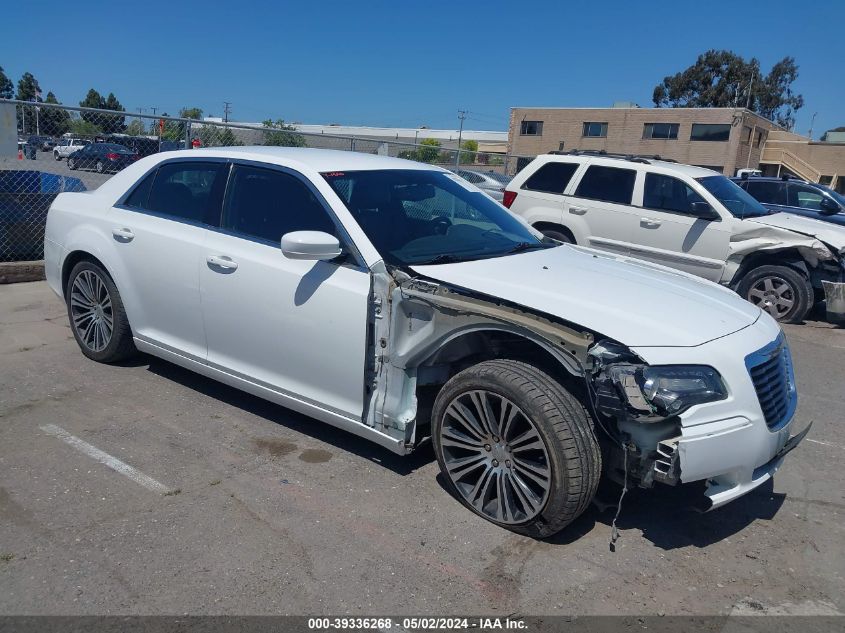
[{"left": 508, "top": 105, "right": 845, "bottom": 192}]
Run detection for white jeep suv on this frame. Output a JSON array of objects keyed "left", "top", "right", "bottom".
[
  {"left": 45, "top": 147, "right": 809, "bottom": 537},
  {"left": 505, "top": 152, "right": 845, "bottom": 323}
]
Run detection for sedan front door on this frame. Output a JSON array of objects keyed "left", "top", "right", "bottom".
[{"left": 200, "top": 163, "right": 371, "bottom": 420}]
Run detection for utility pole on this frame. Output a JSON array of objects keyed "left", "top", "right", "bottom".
[
  {"left": 223, "top": 102, "right": 232, "bottom": 123},
  {"left": 745, "top": 70, "right": 755, "bottom": 110},
  {"left": 808, "top": 112, "right": 818, "bottom": 140},
  {"left": 455, "top": 109, "right": 467, "bottom": 167}
]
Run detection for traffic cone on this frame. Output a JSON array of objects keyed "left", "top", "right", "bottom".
[{"left": 18, "top": 148, "right": 23, "bottom": 160}]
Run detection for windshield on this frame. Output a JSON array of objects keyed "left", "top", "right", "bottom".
[
  {"left": 822, "top": 186, "right": 845, "bottom": 208},
  {"left": 697, "top": 175, "right": 771, "bottom": 218},
  {"left": 323, "top": 169, "right": 549, "bottom": 266}
]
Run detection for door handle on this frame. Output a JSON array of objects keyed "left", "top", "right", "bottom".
[
  {"left": 112, "top": 228, "right": 134, "bottom": 242},
  {"left": 206, "top": 255, "right": 239, "bottom": 271},
  {"left": 569, "top": 206, "right": 587, "bottom": 215},
  {"left": 640, "top": 217, "right": 662, "bottom": 228}
]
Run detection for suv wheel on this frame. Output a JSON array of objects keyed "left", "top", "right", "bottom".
[
  {"left": 432, "top": 359, "right": 600, "bottom": 537},
  {"left": 67, "top": 158, "right": 76, "bottom": 170},
  {"left": 737, "top": 265, "right": 812, "bottom": 323},
  {"left": 54, "top": 151, "right": 61, "bottom": 161},
  {"left": 66, "top": 260, "right": 136, "bottom": 363}
]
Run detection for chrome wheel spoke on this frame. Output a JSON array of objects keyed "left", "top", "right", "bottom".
[
  {"left": 440, "top": 390, "right": 551, "bottom": 524},
  {"left": 70, "top": 270, "right": 113, "bottom": 352}
]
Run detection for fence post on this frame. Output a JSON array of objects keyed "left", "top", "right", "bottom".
[{"left": 351, "top": 138, "right": 356, "bottom": 152}]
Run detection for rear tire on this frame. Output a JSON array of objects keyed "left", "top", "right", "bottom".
[
  {"left": 54, "top": 151, "right": 61, "bottom": 161},
  {"left": 66, "top": 260, "right": 136, "bottom": 363},
  {"left": 540, "top": 228, "right": 573, "bottom": 244},
  {"left": 96, "top": 160, "right": 104, "bottom": 173},
  {"left": 67, "top": 158, "right": 76, "bottom": 170},
  {"left": 432, "top": 360, "right": 600, "bottom": 538},
  {"left": 736, "top": 264, "right": 812, "bottom": 323}
]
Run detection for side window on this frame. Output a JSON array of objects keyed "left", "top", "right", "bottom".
[
  {"left": 522, "top": 162, "right": 579, "bottom": 194},
  {"left": 222, "top": 165, "right": 337, "bottom": 244},
  {"left": 788, "top": 184, "right": 824, "bottom": 210},
  {"left": 643, "top": 173, "right": 705, "bottom": 214},
  {"left": 123, "top": 171, "right": 156, "bottom": 209},
  {"left": 145, "top": 161, "right": 225, "bottom": 224},
  {"left": 574, "top": 165, "right": 636, "bottom": 204},
  {"left": 746, "top": 181, "right": 786, "bottom": 205}
]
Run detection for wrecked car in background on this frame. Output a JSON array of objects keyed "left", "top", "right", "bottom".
[
  {"left": 505, "top": 152, "right": 845, "bottom": 324},
  {"left": 44, "top": 147, "right": 810, "bottom": 537}
]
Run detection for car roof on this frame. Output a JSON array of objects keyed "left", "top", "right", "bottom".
[
  {"left": 731, "top": 176, "right": 810, "bottom": 184},
  {"left": 541, "top": 153, "right": 719, "bottom": 178},
  {"left": 176, "top": 146, "right": 445, "bottom": 172}
]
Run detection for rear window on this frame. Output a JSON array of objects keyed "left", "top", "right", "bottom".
[
  {"left": 574, "top": 165, "right": 636, "bottom": 204},
  {"left": 522, "top": 162, "right": 579, "bottom": 194}
]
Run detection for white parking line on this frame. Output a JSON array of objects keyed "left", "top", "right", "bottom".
[
  {"left": 806, "top": 438, "right": 845, "bottom": 451},
  {"left": 40, "top": 424, "right": 170, "bottom": 493}
]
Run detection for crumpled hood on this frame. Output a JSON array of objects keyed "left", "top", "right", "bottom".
[
  {"left": 747, "top": 212, "right": 845, "bottom": 254},
  {"left": 411, "top": 245, "right": 761, "bottom": 348}
]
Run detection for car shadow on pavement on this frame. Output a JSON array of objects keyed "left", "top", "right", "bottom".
[
  {"left": 144, "top": 356, "right": 436, "bottom": 476},
  {"left": 553, "top": 479, "right": 786, "bottom": 549}
]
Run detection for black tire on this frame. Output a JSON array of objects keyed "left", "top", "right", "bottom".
[
  {"left": 736, "top": 264, "right": 812, "bottom": 323},
  {"left": 66, "top": 260, "right": 136, "bottom": 363},
  {"left": 54, "top": 151, "right": 61, "bottom": 161},
  {"left": 540, "top": 228, "right": 573, "bottom": 244},
  {"left": 432, "top": 359, "right": 600, "bottom": 538},
  {"left": 67, "top": 157, "right": 76, "bottom": 170},
  {"left": 95, "top": 160, "right": 104, "bottom": 173}
]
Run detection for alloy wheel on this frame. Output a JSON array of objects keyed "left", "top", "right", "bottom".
[
  {"left": 748, "top": 276, "right": 795, "bottom": 319},
  {"left": 439, "top": 390, "right": 551, "bottom": 524},
  {"left": 70, "top": 270, "right": 113, "bottom": 352}
]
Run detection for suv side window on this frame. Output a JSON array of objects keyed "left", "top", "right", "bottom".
[
  {"left": 643, "top": 173, "right": 705, "bottom": 215},
  {"left": 132, "top": 161, "right": 225, "bottom": 224},
  {"left": 787, "top": 183, "right": 825, "bottom": 210},
  {"left": 574, "top": 165, "right": 636, "bottom": 204},
  {"left": 522, "top": 162, "right": 579, "bottom": 194},
  {"left": 222, "top": 164, "right": 337, "bottom": 244},
  {"left": 745, "top": 180, "right": 787, "bottom": 205}
]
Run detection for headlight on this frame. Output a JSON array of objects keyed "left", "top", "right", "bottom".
[{"left": 608, "top": 365, "right": 727, "bottom": 419}]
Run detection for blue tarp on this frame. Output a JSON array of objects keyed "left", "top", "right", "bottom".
[{"left": 1, "top": 171, "right": 87, "bottom": 262}]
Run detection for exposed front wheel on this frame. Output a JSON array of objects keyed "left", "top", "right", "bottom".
[
  {"left": 737, "top": 265, "right": 812, "bottom": 323},
  {"left": 66, "top": 261, "right": 136, "bottom": 363},
  {"left": 432, "top": 360, "right": 600, "bottom": 537}
]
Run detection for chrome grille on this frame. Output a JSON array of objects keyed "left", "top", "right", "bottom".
[{"left": 745, "top": 335, "right": 797, "bottom": 431}]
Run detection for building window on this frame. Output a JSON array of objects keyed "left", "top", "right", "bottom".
[
  {"left": 520, "top": 120, "right": 543, "bottom": 136},
  {"left": 755, "top": 131, "right": 766, "bottom": 146},
  {"left": 690, "top": 123, "right": 731, "bottom": 142},
  {"left": 582, "top": 122, "right": 608, "bottom": 138},
  {"left": 643, "top": 123, "right": 679, "bottom": 140},
  {"left": 741, "top": 126, "right": 752, "bottom": 144},
  {"left": 558, "top": 141, "right": 565, "bottom": 151}
]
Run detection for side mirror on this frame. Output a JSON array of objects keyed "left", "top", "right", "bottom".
[
  {"left": 819, "top": 197, "right": 841, "bottom": 215},
  {"left": 281, "top": 231, "right": 342, "bottom": 261},
  {"left": 690, "top": 201, "right": 719, "bottom": 220}
]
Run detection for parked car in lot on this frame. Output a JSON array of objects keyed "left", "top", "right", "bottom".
[
  {"left": 67, "top": 143, "right": 139, "bottom": 173},
  {"left": 44, "top": 147, "right": 810, "bottom": 537},
  {"left": 54, "top": 138, "right": 91, "bottom": 160},
  {"left": 733, "top": 175, "right": 845, "bottom": 228},
  {"left": 450, "top": 169, "right": 511, "bottom": 201},
  {"left": 28, "top": 135, "right": 57, "bottom": 152},
  {"left": 505, "top": 151, "right": 845, "bottom": 324}
]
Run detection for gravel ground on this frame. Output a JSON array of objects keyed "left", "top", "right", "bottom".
[{"left": 0, "top": 281, "right": 843, "bottom": 616}]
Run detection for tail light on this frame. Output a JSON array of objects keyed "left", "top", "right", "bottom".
[
  {"left": 106, "top": 152, "right": 120, "bottom": 160},
  {"left": 132, "top": 154, "right": 140, "bottom": 161},
  {"left": 502, "top": 190, "right": 517, "bottom": 208}
]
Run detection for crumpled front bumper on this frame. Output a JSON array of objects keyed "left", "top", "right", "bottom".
[{"left": 699, "top": 420, "right": 811, "bottom": 510}]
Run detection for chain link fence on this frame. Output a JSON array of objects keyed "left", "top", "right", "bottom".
[{"left": 1, "top": 99, "right": 533, "bottom": 262}]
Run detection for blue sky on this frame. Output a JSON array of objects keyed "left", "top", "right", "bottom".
[{"left": 5, "top": 0, "right": 844, "bottom": 136}]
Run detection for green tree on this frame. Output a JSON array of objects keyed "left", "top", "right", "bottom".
[
  {"left": 416, "top": 138, "right": 441, "bottom": 163},
  {"left": 15, "top": 72, "right": 41, "bottom": 134},
  {"left": 0, "top": 66, "right": 13, "bottom": 99},
  {"left": 653, "top": 50, "right": 803, "bottom": 128},
  {"left": 79, "top": 88, "right": 126, "bottom": 134},
  {"left": 179, "top": 107, "right": 203, "bottom": 120},
  {"left": 39, "top": 92, "right": 71, "bottom": 136},
  {"left": 125, "top": 119, "right": 147, "bottom": 136},
  {"left": 68, "top": 118, "right": 102, "bottom": 136},
  {"left": 459, "top": 139, "right": 478, "bottom": 164},
  {"left": 262, "top": 119, "right": 306, "bottom": 147},
  {"left": 198, "top": 125, "right": 241, "bottom": 147}
]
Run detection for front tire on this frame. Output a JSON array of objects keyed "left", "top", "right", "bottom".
[
  {"left": 66, "top": 260, "right": 136, "bottom": 363},
  {"left": 54, "top": 151, "right": 61, "bottom": 161},
  {"left": 67, "top": 157, "right": 76, "bottom": 170},
  {"left": 540, "top": 229, "right": 573, "bottom": 244},
  {"left": 96, "top": 160, "right": 104, "bottom": 173},
  {"left": 432, "top": 360, "right": 600, "bottom": 538},
  {"left": 736, "top": 265, "right": 812, "bottom": 323}
]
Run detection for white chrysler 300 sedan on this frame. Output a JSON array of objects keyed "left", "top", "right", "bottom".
[{"left": 44, "top": 147, "right": 810, "bottom": 537}]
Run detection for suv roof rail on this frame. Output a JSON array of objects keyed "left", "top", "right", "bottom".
[{"left": 547, "top": 149, "right": 677, "bottom": 164}]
